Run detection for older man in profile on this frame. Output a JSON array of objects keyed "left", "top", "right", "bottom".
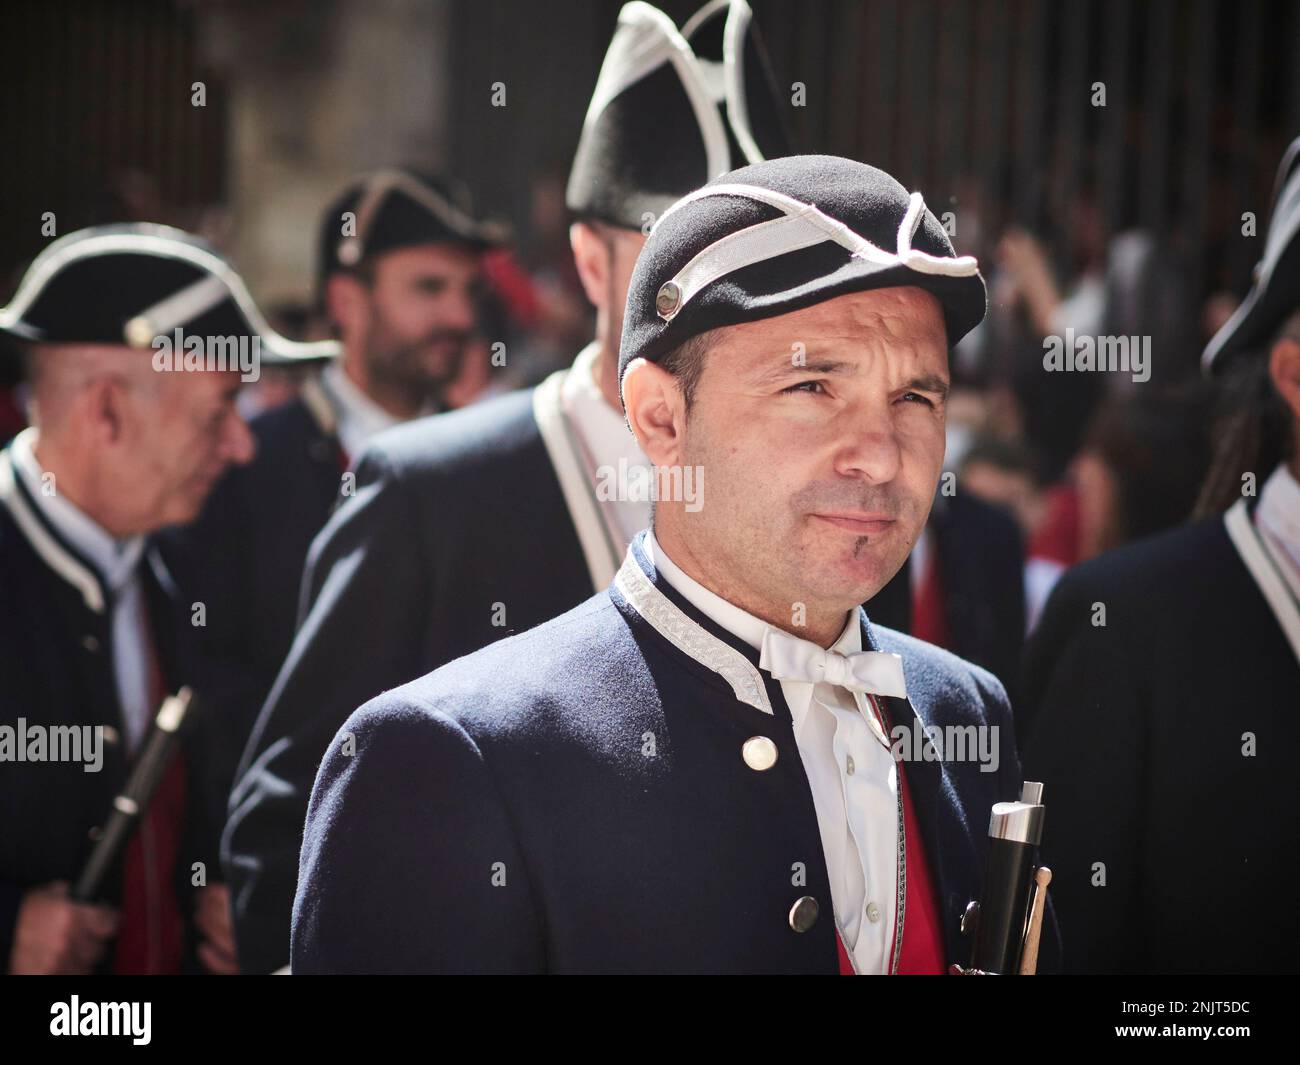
[{"left": 0, "top": 224, "right": 334, "bottom": 974}]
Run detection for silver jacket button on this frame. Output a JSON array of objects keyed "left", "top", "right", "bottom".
[
  {"left": 742, "top": 735, "right": 778, "bottom": 771},
  {"left": 788, "top": 896, "right": 819, "bottom": 933}
]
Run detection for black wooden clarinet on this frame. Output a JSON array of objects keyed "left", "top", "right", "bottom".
[
  {"left": 952, "top": 781, "right": 1052, "bottom": 975},
  {"left": 71, "top": 687, "right": 197, "bottom": 903}
]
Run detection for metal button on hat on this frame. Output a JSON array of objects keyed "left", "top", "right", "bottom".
[
  {"left": 788, "top": 895, "right": 819, "bottom": 932},
  {"left": 122, "top": 315, "right": 156, "bottom": 348},
  {"left": 742, "top": 735, "right": 778, "bottom": 770},
  {"left": 656, "top": 281, "right": 681, "bottom": 319}
]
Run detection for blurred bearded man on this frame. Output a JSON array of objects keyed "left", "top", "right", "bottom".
[
  {"left": 292, "top": 155, "right": 1060, "bottom": 975},
  {"left": 160, "top": 170, "right": 502, "bottom": 795},
  {"left": 0, "top": 224, "right": 326, "bottom": 973}
]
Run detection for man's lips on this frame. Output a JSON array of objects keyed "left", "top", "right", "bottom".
[{"left": 810, "top": 512, "right": 898, "bottom": 535}]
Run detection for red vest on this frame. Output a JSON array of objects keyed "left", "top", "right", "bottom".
[{"left": 110, "top": 609, "right": 187, "bottom": 975}]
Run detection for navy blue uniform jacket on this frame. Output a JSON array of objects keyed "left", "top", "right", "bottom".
[
  {"left": 0, "top": 446, "right": 223, "bottom": 970},
  {"left": 292, "top": 533, "right": 1060, "bottom": 974},
  {"left": 225, "top": 387, "right": 593, "bottom": 971},
  {"left": 1022, "top": 514, "right": 1300, "bottom": 974},
  {"left": 159, "top": 393, "right": 343, "bottom": 797}
]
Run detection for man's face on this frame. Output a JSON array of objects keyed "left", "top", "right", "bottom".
[
  {"left": 119, "top": 367, "right": 254, "bottom": 529},
  {"left": 673, "top": 286, "right": 950, "bottom": 617},
  {"left": 355, "top": 243, "right": 483, "bottom": 408}
]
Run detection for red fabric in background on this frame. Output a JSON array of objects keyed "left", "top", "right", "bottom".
[
  {"left": 110, "top": 609, "right": 187, "bottom": 975},
  {"left": 910, "top": 544, "right": 951, "bottom": 649}
]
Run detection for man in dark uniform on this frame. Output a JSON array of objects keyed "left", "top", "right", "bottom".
[
  {"left": 1021, "top": 137, "right": 1300, "bottom": 973},
  {"left": 160, "top": 170, "right": 501, "bottom": 789},
  {"left": 0, "top": 224, "right": 328, "bottom": 973},
  {"left": 225, "top": 0, "right": 792, "bottom": 973},
  {"left": 293, "top": 154, "right": 1059, "bottom": 974}
]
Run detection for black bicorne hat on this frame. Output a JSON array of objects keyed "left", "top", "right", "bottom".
[
  {"left": 0, "top": 223, "right": 338, "bottom": 364},
  {"left": 316, "top": 169, "right": 508, "bottom": 301},
  {"left": 618, "top": 154, "right": 988, "bottom": 387},
  {"left": 1203, "top": 135, "right": 1300, "bottom": 374},
  {"left": 566, "top": 0, "right": 791, "bottom": 232}
]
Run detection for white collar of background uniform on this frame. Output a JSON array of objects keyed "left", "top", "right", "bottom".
[
  {"left": 9, "top": 427, "right": 144, "bottom": 596},
  {"left": 560, "top": 341, "right": 652, "bottom": 550},
  {"left": 320, "top": 360, "right": 404, "bottom": 461},
  {"left": 645, "top": 528, "right": 860, "bottom": 659},
  {"left": 1256, "top": 462, "right": 1300, "bottom": 602}
]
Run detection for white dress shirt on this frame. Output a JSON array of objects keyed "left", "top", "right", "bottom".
[
  {"left": 11, "top": 429, "right": 153, "bottom": 751},
  {"left": 561, "top": 343, "right": 653, "bottom": 552},
  {"left": 645, "top": 531, "right": 901, "bottom": 974},
  {"left": 320, "top": 362, "right": 403, "bottom": 462},
  {"left": 1256, "top": 463, "right": 1300, "bottom": 604}
]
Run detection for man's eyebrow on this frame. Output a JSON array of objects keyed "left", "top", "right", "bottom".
[
  {"left": 904, "top": 373, "right": 950, "bottom": 398},
  {"left": 758, "top": 357, "right": 857, "bottom": 382}
]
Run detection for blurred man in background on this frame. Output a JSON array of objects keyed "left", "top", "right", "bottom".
[
  {"left": 1021, "top": 137, "right": 1300, "bottom": 973},
  {"left": 0, "top": 225, "right": 327, "bottom": 973},
  {"left": 160, "top": 170, "right": 501, "bottom": 790}
]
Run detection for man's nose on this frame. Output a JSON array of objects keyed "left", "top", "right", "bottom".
[
  {"left": 837, "top": 408, "right": 902, "bottom": 484},
  {"left": 443, "top": 284, "right": 478, "bottom": 333},
  {"left": 222, "top": 410, "right": 257, "bottom": 467}
]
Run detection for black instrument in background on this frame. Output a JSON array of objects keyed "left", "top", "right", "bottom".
[{"left": 72, "top": 687, "right": 196, "bottom": 903}]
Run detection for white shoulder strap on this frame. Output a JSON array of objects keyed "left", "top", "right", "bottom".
[
  {"left": 532, "top": 368, "right": 621, "bottom": 593},
  {"left": 1224, "top": 498, "right": 1300, "bottom": 665}
]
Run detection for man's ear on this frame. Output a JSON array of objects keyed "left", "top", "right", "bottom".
[
  {"left": 1269, "top": 336, "right": 1300, "bottom": 425},
  {"left": 325, "top": 272, "right": 371, "bottom": 337},
  {"left": 87, "top": 374, "right": 129, "bottom": 445},
  {"left": 622, "top": 357, "right": 686, "bottom": 467},
  {"left": 569, "top": 221, "right": 611, "bottom": 312}
]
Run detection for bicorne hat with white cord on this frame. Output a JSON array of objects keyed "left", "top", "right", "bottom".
[
  {"left": 0, "top": 223, "right": 338, "bottom": 364},
  {"left": 617, "top": 154, "right": 988, "bottom": 385},
  {"left": 1203, "top": 135, "right": 1300, "bottom": 374},
  {"left": 566, "top": 0, "right": 791, "bottom": 231}
]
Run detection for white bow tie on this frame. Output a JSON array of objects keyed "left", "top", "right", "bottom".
[{"left": 759, "top": 628, "right": 908, "bottom": 699}]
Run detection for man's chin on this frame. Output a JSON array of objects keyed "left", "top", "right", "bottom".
[{"left": 808, "top": 540, "right": 909, "bottom": 606}]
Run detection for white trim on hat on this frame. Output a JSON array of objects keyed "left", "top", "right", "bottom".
[
  {"left": 1202, "top": 148, "right": 1300, "bottom": 371},
  {"left": 581, "top": 2, "right": 733, "bottom": 185},
  {"left": 122, "top": 273, "right": 230, "bottom": 347},
  {"left": 336, "top": 169, "right": 497, "bottom": 266},
  {"left": 652, "top": 184, "right": 980, "bottom": 320},
  {"left": 722, "top": 0, "right": 766, "bottom": 167},
  {"left": 679, "top": 0, "right": 729, "bottom": 39},
  {"left": 0, "top": 225, "right": 337, "bottom": 362}
]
